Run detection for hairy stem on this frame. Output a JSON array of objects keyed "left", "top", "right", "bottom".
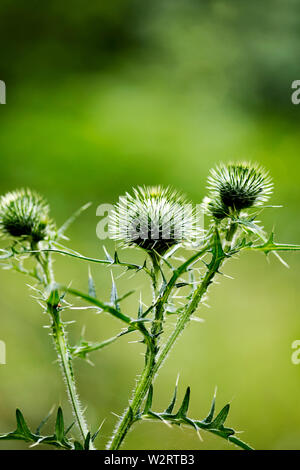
[
  {"left": 107, "top": 237, "right": 224, "bottom": 450},
  {"left": 107, "top": 256, "right": 161, "bottom": 450},
  {"left": 107, "top": 347, "right": 156, "bottom": 450},
  {"left": 35, "top": 243, "right": 93, "bottom": 448},
  {"left": 51, "top": 309, "right": 90, "bottom": 444}
]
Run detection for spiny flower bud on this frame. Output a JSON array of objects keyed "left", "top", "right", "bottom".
[
  {"left": 205, "top": 162, "right": 273, "bottom": 219},
  {"left": 109, "top": 186, "right": 197, "bottom": 255},
  {"left": 0, "top": 189, "right": 53, "bottom": 242}
]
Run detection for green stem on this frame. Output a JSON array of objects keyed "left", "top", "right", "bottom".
[
  {"left": 34, "top": 242, "right": 94, "bottom": 449},
  {"left": 51, "top": 309, "right": 90, "bottom": 444},
  {"left": 149, "top": 252, "right": 164, "bottom": 338},
  {"left": 108, "top": 253, "right": 161, "bottom": 450},
  {"left": 107, "top": 348, "right": 156, "bottom": 450},
  {"left": 27, "top": 247, "right": 147, "bottom": 273},
  {"left": 107, "top": 238, "right": 222, "bottom": 450}
]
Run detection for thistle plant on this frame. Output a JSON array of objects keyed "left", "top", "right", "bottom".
[
  {"left": 0, "top": 163, "right": 300, "bottom": 451},
  {"left": 0, "top": 189, "right": 54, "bottom": 242}
]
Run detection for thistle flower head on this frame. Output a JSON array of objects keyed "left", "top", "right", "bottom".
[
  {"left": 0, "top": 189, "right": 53, "bottom": 242},
  {"left": 205, "top": 162, "right": 273, "bottom": 219},
  {"left": 109, "top": 186, "right": 197, "bottom": 255}
]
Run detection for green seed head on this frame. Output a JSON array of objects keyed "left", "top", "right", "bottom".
[
  {"left": 109, "top": 186, "right": 197, "bottom": 255},
  {"left": 0, "top": 189, "right": 54, "bottom": 242},
  {"left": 205, "top": 162, "right": 273, "bottom": 219}
]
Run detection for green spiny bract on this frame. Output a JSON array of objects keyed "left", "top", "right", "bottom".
[
  {"left": 204, "top": 162, "right": 273, "bottom": 220},
  {"left": 109, "top": 186, "right": 197, "bottom": 255},
  {"left": 0, "top": 189, "right": 54, "bottom": 242}
]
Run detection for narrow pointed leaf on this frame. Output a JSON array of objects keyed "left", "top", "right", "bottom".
[
  {"left": 84, "top": 432, "right": 91, "bottom": 450},
  {"left": 176, "top": 387, "right": 190, "bottom": 417},
  {"left": 144, "top": 385, "right": 153, "bottom": 414},
  {"left": 228, "top": 435, "right": 254, "bottom": 450},
  {"left": 16, "top": 409, "right": 32, "bottom": 438},
  {"left": 63, "top": 286, "right": 132, "bottom": 324},
  {"left": 55, "top": 407, "right": 65, "bottom": 442},
  {"left": 203, "top": 390, "right": 216, "bottom": 423},
  {"left": 211, "top": 404, "right": 230, "bottom": 428},
  {"left": 88, "top": 268, "right": 96, "bottom": 298},
  {"left": 140, "top": 384, "right": 253, "bottom": 451},
  {"left": 165, "top": 381, "right": 178, "bottom": 414}
]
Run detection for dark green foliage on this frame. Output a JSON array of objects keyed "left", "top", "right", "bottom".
[
  {"left": 0, "top": 408, "right": 73, "bottom": 450},
  {"left": 1, "top": 167, "right": 300, "bottom": 451},
  {"left": 140, "top": 384, "right": 253, "bottom": 451}
]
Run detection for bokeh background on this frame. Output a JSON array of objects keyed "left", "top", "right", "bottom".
[{"left": 0, "top": 0, "right": 300, "bottom": 450}]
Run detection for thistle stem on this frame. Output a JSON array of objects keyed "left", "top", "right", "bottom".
[
  {"left": 107, "top": 348, "right": 156, "bottom": 450},
  {"left": 108, "top": 254, "right": 161, "bottom": 450},
  {"left": 107, "top": 238, "right": 224, "bottom": 450},
  {"left": 51, "top": 309, "right": 90, "bottom": 444},
  {"left": 35, "top": 242, "right": 94, "bottom": 448}
]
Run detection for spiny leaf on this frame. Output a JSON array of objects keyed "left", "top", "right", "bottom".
[
  {"left": 176, "top": 387, "right": 190, "bottom": 417},
  {"left": 16, "top": 409, "right": 32, "bottom": 438},
  {"left": 248, "top": 232, "right": 300, "bottom": 253},
  {"left": 228, "top": 435, "right": 254, "bottom": 450},
  {"left": 84, "top": 432, "right": 91, "bottom": 450},
  {"left": 203, "top": 388, "right": 216, "bottom": 423},
  {"left": 140, "top": 385, "right": 253, "bottom": 451},
  {"left": 211, "top": 404, "right": 230, "bottom": 428},
  {"left": 165, "top": 378, "right": 178, "bottom": 414},
  {"left": 0, "top": 408, "right": 72, "bottom": 450},
  {"left": 62, "top": 286, "right": 133, "bottom": 325},
  {"left": 71, "top": 327, "right": 135, "bottom": 359}
]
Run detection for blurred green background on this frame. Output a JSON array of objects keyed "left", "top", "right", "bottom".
[{"left": 0, "top": 0, "right": 300, "bottom": 450}]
